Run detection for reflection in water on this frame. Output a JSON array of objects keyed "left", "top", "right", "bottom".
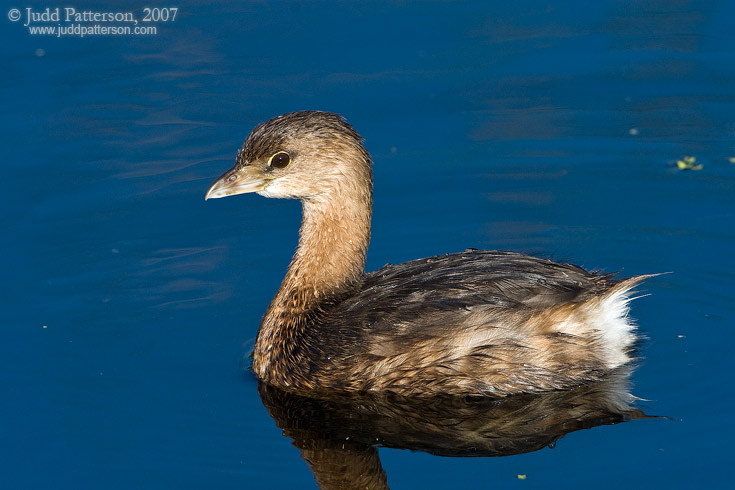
[{"left": 258, "top": 368, "right": 649, "bottom": 489}]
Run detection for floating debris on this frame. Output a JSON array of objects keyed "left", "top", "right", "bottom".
[
  {"left": 676, "top": 156, "right": 702, "bottom": 171},
  {"left": 629, "top": 128, "right": 639, "bottom": 136},
  {"left": 728, "top": 157, "right": 735, "bottom": 164},
  {"left": 517, "top": 474, "right": 527, "bottom": 480}
]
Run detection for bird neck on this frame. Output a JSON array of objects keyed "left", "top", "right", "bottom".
[
  {"left": 279, "top": 192, "right": 372, "bottom": 311},
  {"left": 253, "top": 168, "right": 372, "bottom": 382}
]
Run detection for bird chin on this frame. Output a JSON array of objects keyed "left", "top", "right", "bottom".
[{"left": 257, "top": 180, "right": 299, "bottom": 199}]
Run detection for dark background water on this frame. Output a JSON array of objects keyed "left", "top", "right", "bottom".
[{"left": 3, "top": 1, "right": 733, "bottom": 488}]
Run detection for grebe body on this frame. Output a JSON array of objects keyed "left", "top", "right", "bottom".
[{"left": 206, "top": 111, "right": 647, "bottom": 397}]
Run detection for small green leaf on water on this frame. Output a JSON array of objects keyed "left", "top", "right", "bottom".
[
  {"left": 676, "top": 156, "right": 702, "bottom": 170},
  {"left": 729, "top": 157, "right": 735, "bottom": 164},
  {"left": 517, "top": 474, "right": 527, "bottom": 480}
]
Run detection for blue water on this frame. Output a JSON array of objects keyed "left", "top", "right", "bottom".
[{"left": 3, "top": 1, "right": 734, "bottom": 488}]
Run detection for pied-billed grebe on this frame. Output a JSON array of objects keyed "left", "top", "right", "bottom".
[{"left": 206, "top": 111, "right": 649, "bottom": 397}]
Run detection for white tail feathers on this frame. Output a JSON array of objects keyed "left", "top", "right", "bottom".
[{"left": 589, "top": 274, "right": 657, "bottom": 369}]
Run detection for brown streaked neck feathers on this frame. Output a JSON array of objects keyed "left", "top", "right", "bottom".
[{"left": 253, "top": 140, "right": 373, "bottom": 382}]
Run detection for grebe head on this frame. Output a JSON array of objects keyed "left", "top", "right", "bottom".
[{"left": 206, "top": 111, "right": 371, "bottom": 201}]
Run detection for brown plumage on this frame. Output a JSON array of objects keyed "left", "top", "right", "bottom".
[{"left": 206, "top": 111, "right": 650, "bottom": 397}]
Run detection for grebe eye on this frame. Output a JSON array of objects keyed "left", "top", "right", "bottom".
[{"left": 268, "top": 151, "right": 291, "bottom": 169}]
